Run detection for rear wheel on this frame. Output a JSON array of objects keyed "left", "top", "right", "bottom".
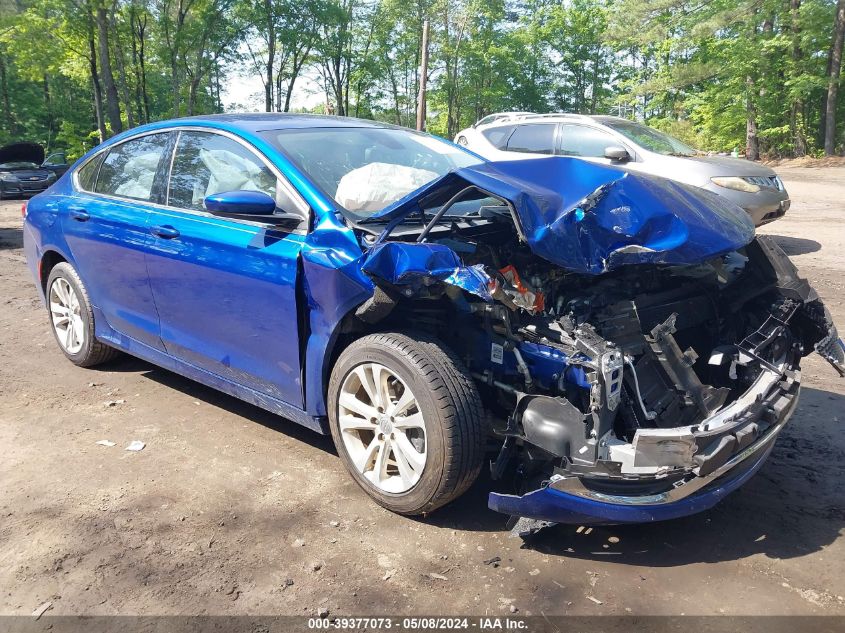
[
  {"left": 46, "top": 262, "right": 119, "bottom": 367},
  {"left": 328, "top": 332, "right": 486, "bottom": 515}
]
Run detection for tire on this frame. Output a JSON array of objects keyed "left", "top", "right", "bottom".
[
  {"left": 45, "top": 262, "right": 120, "bottom": 367},
  {"left": 328, "top": 331, "right": 486, "bottom": 516}
]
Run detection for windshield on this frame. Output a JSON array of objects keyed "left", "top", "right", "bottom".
[
  {"left": 260, "top": 127, "right": 483, "bottom": 218},
  {"left": 602, "top": 119, "right": 697, "bottom": 156},
  {"left": 0, "top": 161, "right": 40, "bottom": 170}
]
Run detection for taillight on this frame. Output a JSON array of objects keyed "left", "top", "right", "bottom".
[{"left": 21, "top": 201, "right": 27, "bottom": 219}]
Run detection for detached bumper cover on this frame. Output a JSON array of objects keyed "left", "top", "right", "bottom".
[{"left": 488, "top": 365, "right": 802, "bottom": 525}]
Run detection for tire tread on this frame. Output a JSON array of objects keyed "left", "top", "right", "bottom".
[
  {"left": 47, "top": 262, "right": 120, "bottom": 367},
  {"left": 329, "top": 331, "right": 485, "bottom": 515}
]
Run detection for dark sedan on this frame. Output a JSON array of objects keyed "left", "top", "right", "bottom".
[{"left": 0, "top": 142, "right": 58, "bottom": 198}]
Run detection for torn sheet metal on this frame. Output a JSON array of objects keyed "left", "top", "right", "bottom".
[
  {"left": 368, "top": 157, "right": 756, "bottom": 275},
  {"left": 361, "top": 241, "right": 493, "bottom": 300}
]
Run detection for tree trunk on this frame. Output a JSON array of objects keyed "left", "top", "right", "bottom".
[
  {"left": 111, "top": 16, "right": 135, "bottom": 128},
  {"left": 136, "top": 13, "right": 150, "bottom": 123},
  {"left": 96, "top": 5, "right": 122, "bottom": 135},
  {"left": 0, "top": 53, "right": 15, "bottom": 135},
  {"left": 282, "top": 48, "right": 311, "bottom": 112},
  {"left": 129, "top": 4, "right": 145, "bottom": 124},
  {"left": 275, "top": 71, "right": 283, "bottom": 111},
  {"left": 171, "top": 59, "right": 180, "bottom": 117},
  {"left": 43, "top": 74, "right": 54, "bottom": 148},
  {"left": 87, "top": 16, "right": 107, "bottom": 143},
  {"left": 264, "top": 0, "right": 275, "bottom": 112},
  {"left": 825, "top": 0, "right": 845, "bottom": 155},
  {"left": 746, "top": 75, "right": 760, "bottom": 161},
  {"left": 187, "top": 74, "right": 201, "bottom": 115},
  {"left": 789, "top": 0, "right": 807, "bottom": 156},
  {"left": 284, "top": 81, "right": 294, "bottom": 112},
  {"left": 215, "top": 63, "right": 223, "bottom": 112}
]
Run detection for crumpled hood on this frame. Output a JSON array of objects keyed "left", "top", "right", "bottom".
[{"left": 369, "top": 157, "right": 756, "bottom": 275}]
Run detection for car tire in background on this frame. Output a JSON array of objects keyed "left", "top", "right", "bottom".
[
  {"left": 328, "top": 331, "right": 486, "bottom": 515},
  {"left": 46, "top": 262, "right": 120, "bottom": 367}
]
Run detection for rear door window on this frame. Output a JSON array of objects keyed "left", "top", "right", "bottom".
[
  {"left": 94, "top": 133, "right": 172, "bottom": 202},
  {"left": 505, "top": 124, "right": 557, "bottom": 154},
  {"left": 559, "top": 124, "right": 620, "bottom": 157}
]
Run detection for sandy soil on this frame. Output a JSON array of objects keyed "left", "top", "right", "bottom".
[
  {"left": 1, "top": 167, "right": 844, "bottom": 618},
  {"left": 764, "top": 156, "right": 845, "bottom": 169}
]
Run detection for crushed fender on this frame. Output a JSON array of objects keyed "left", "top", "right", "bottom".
[{"left": 361, "top": 241, "right": 493, "bottom": 301}]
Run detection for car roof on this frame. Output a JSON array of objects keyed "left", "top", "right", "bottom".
[
  {"left": 171, "top": 113, "right": 397, "bottom": 133},
  {"left": 474, "top": 113, "right": 631, "bottom": 129}
]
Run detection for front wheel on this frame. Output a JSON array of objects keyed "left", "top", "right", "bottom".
[{"left": 328, "top": 332, "right": 486, "bottom": 515}]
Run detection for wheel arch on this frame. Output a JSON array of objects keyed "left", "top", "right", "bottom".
[
  {"left": 311, "top": 301, "right": 385, "bottom": 417},
  {"left": 39, "top": 249, "right": 69, "bottom": 294}
]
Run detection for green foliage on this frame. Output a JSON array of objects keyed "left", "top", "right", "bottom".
[{"left": 0, "top": 0, "right": 843, "bottom": 156}]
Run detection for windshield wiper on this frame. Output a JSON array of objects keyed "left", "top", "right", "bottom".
[{"left": 417, "top": 186, "right": 478, "bottom": 243}]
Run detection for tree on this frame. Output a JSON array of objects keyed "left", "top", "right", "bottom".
[
  {"left": 824, "top": 0, "right": 845, "bottom": 154},
  {"left": 96, "top": 2, "right": 122, "bottom": 134}
]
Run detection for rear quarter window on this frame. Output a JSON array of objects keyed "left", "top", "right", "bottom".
[
  {"left": 481, "top": 125, "right": 516, "bottom": 150},
  {"left": 75, "top": 153, "right": 105, "bottom": 192}
]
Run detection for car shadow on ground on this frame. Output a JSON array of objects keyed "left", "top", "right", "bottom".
[
  {"left": 0, "top": 226, "right": 23, "bottom": 250},
  {"left": 95, "top": 354, "right": 338, "bottom": 454},
  {"left": 770, "top": 234, "right": 822, "bottom": 255},
  {"left": 96, "top": 355, "right": 845, "bottom": 568}
]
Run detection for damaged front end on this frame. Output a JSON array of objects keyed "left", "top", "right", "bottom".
[{"left": 351, "top": 158, "right": 844, "bottom": 526}]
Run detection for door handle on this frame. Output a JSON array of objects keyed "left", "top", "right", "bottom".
[
  {"left": 68, "top": 207, "right": 90, "bottom": 222},
  {"left": 151, "top": 225, "right": 180, "bottom": 239}
]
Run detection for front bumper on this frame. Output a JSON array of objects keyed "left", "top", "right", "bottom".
[
  {"left": 0, "top": 179, "right": 51, "bottom": 197},
  {"left": 701, "top": 183, "right": 790, "bottom": 227},
  {"left": 488, "top": 364, "right": 801, "bottom": 526}
]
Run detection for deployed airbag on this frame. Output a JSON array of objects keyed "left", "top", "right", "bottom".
[
  {"left": 114, "top": 151, "right": 161, "bottom": 199},
  {"left": 336, "top": 162, "right": 437, "bottom": 212}
]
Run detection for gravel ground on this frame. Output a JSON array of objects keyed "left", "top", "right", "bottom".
[{"left": 0, "top": 166, "right": 844, "bottom": 617}]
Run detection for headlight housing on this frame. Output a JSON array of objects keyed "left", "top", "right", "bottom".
[
  {"left": 711, "top": 176, "right": 760, "bottom": 193},
  {"left": 0, "top": 172, "right": 19, "bottom": 183}
]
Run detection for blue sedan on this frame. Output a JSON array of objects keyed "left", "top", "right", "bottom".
[{"left": 23, "top": 114, "right": 844, "bottom": 528}]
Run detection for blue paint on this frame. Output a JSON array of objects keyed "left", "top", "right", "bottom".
[
  {"left": 488, "top": 445, "right": 774, "bottom": 525},
  {"left": 143, "top": 206, "right": 306, "bottom": 405},
  {"left": 361, "top": 241, "right": 493, "bottom": 300},
  {"left": 20, "top": 114, "right": 780, "bottom": 526},
  {"left": 205, "top": 190, "right": 278, "bottom": 215},
  {"left": 59, "top": 191, "right": 167, "bottom": 351},
  {"left": 370, "top": 157, "right": 756, "bottom": 275}
]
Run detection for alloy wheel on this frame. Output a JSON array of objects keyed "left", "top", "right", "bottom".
[
  {"left": 49, "top": 277, "right": 84, "bottom": 354},
  {"left": 337, "top": 362, "right": 427, "bottom": 494}
]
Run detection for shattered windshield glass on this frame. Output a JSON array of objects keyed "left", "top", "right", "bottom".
[
  {"left": 261, "top": 127, "right": 484, "bottom": 218},
  {"left": 603, "top": 119, "right": 698, "bottom": 156}
]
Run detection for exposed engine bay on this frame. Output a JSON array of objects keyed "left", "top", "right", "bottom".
[{"left": 352, "top": 202, "right": 845, "bottom": 507}]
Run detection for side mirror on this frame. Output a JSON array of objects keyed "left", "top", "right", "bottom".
[
  {"left": 604, "top": 146, "right": 630, "bottom": 162},
  {"left": 204, "top": 190, "right": 302, "bottom": 226},
  {"left": 205, "top": 190, "right": 276, "bottom": 215}
]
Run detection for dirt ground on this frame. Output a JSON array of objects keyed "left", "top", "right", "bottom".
[{"left": 1, "top": 167, "right": 844, "bottom": 618}]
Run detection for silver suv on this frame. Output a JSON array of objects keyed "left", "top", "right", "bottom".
[{"left": 455, "top": 113, "right": 790, "bottom": 226}]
